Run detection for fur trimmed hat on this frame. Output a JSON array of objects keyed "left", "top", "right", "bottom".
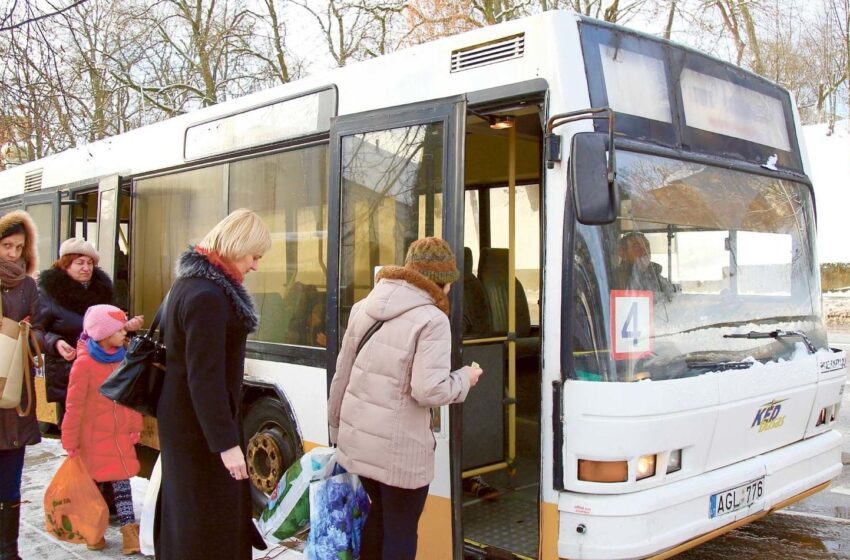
[
  {"left": 0, "top": 210, "right": 39, "bottom": 275},
  {"left": 59, "top": 237, "right": 100, "bottom": 265},
  {"left": 404, "top": 237, "right": 459, "bottom": 287},
  {"left": 83, "top": 304, "right": 127, "bottom": 342}
]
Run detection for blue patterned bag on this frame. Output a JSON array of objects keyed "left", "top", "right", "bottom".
[{"left": 304, "top": 463, "right": 370, "bottom": 560}]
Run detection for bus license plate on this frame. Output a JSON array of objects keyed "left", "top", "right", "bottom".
[{"left": 709, "top": 477, "right": 764, "bottom": 518}]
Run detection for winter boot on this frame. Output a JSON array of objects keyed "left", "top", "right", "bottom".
[
  {"left": 87, "top": 537, "right": 106, "bottom": 551},
  {"left": 0, "top": 500, "right": 21, "bottom": 560},
  {"left": 120, "top": 523, "right": 140, "bottom": 555}
]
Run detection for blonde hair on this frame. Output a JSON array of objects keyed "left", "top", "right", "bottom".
[{"left": 197, "top": 209, "right": 271, "bottom": 260}]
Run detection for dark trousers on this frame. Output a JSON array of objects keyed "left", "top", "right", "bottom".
[
  {"left": 360, "top": 477, "right": 429, "bottom": 560},
  {"left": 0, "top": 449, "right": 25, "bottom": 502}
]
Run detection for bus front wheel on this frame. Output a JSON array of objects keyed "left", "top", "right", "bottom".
[{"left": 243, "top": 397, "right": 299, "bottom": 513}]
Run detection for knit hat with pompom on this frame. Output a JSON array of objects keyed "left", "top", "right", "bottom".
[
  {"left": 404, "top": 237, "right": 459, "bottom": 287},
  {"left": 83, "top": 304, "right": 127, "bottom": 342}
]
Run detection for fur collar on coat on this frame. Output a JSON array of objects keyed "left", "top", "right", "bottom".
[
  {"left": 38, "top": 267, "right": 114, "bottom": 315},
  {"left": 375, "top": 265, "right": 449, "bottom": 316},
  {"left": 0, "top": 210, "right": 38, "bottom": 275},
  {"left": 175, "top": 248, "right": 259, "bottom": 332}
]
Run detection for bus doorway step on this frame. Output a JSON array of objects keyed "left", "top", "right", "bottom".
[{"left": 463, "top": 542, "right": 530, "bottom": 560}]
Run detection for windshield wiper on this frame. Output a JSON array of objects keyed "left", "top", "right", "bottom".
[
  {"left": 687, "top": 360, "right": 752, "bottom": 371},
  {"left": 723, "top": 330, "right": 816, "bottom": 354}
]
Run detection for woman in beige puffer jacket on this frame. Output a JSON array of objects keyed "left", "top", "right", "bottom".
[{"left": 328, "top": 237, "right": 482, "bottom": 560}]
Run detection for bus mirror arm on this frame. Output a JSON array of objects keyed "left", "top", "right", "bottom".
[
  {"left": 547, "top": 108, "right": 618, "bottom": 225},
  {"left": 545, "top": 107, "right": 616, "bottom": 179}
]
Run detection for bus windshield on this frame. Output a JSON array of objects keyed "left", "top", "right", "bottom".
[{"left": 571, "top": 151, "right": 825, "bottom": 382}]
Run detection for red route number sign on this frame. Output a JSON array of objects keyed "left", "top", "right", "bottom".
[{"left": 610, "top": 290, "right": 653, "bottom": 360}]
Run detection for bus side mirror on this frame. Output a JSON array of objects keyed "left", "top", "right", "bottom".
[{"left": 570, "top": 132, "right": 618, "bottom": 225}]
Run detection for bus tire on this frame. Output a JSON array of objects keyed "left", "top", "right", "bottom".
[{"left": 243, "top": 396, "right": 299, "bottom": 514}]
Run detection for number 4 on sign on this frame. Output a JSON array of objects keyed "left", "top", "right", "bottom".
[{"left": 610, "top": 290, "right": 653, "bottom": 360}]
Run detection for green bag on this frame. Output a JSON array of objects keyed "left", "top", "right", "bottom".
[{"left": 257, "top": 447, "right": 336, "bottom": 542}]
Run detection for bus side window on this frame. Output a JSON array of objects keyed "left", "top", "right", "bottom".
[{"left": 571, "top": 234, "right": 610, "bottom": 381}]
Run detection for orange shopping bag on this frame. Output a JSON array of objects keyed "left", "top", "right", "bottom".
[{"left": 43, "top": 456, "right": 108, "bottom": 546}]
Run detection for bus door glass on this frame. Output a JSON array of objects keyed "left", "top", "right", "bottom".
[
  {"left": 23, "top": 191, "right": 59, "bottom": 270},
  {"left": 327, "top": 97, "right": 464, "bottom": 559}
]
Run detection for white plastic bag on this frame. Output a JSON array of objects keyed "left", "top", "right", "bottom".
[
  {"left": 139, "top": 454, "right": 162, "bottom": 556},
  {"left": 257, "top": 447, "right": 336, "bottom": 543}
]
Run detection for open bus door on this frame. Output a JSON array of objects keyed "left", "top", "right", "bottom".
[{"left": 327, "top": 96, "right": 467, "bottom": 559}]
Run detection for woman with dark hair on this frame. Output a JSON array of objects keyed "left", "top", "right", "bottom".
[
  {"left": 35, "top": 238, "right": 142, "bottom": 421},
  {"left": 0, "top": 210, "right": 44, "bottom": 560}
]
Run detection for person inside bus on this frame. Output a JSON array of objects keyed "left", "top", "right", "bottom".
[
  {"left": 328, "top": 237, "right": 484, "bottom": 560},
  {"left": 34, "top": 238, "right": 143, "bottom": 428},
  {"left": 614, "top": 232, "right": 674, "bottom": 301},
  {"left": 0, "top": 210, "right": 45, "bottom": 560},
  {"left": 155, "top": 209, "right": 270, "bottom": 560}
]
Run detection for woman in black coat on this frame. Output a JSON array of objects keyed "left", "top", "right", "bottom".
[
  {"left": 0, "top": 210, "right": 44, "bottom": 560},
  {"left": 34, "top": 238, "right": 142, "bottom": 414},
  {"left": 155, "top": 209, "right": 270, "bottom": 560}
]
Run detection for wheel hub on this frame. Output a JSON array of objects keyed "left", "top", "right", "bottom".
[{"left": 246, "top": 428, "right": 286, "bottom": 493}]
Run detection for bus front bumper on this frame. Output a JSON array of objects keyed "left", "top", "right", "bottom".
[{"left": 557, "top": 430, "right": 842, "bottom": 560}]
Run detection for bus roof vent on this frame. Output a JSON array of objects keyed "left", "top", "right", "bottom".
[
  {"left": 24, "top": 169, "right": 43, "bottom": 192},
  {"left": 451, "top": 33, "right": 525, "bottom": 73}
]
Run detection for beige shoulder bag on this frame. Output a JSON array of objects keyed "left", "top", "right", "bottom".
[{"left": 0, "top": 281, "right": 42, "bottom": 416}]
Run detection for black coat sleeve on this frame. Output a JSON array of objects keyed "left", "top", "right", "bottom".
[
  {"left": 180, "top": 287, "right": 240, "bottom": 454},
  {"left": 31, "top": 291, "right": 59, "bottom": 354}
]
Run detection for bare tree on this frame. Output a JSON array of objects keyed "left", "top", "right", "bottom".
[
  {"left": 291, "top": 0, "right": 407, "bottom": 67},
  {"left": 248, "top": 0, "right": 303, "bottom": 85}
]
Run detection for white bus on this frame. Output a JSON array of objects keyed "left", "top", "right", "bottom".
[{"left": 0, "top": 10, "right": 844, "bottom": 560}]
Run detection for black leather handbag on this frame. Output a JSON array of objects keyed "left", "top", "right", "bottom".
[{"left": 99, "top": 295, "right": 168, "bottom": 417}]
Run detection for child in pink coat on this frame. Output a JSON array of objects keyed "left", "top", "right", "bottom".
[{"left": 61, "top": 304, "right": 143, "bottom": 555}]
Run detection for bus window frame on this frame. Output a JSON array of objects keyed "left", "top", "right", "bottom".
[
  {"left": 183, "top": 86, "right": 338, "bottom": 163},
  {"left": 129, "top": 141, "right": 332, "bottom": 364},
  {"left": 59, "top": 186, "right": 99, "bottom": 242},
  {"left": 22, "top": 189, "right": 61, "bottom": 265},
  {"left": 579, "top": 22, "right": 679, "bottom": 147},
  {"left": 676, "top": 49, "right": 803, "bottom": 171},
  {"left": 325, "top": 95, "right": 467, "bottom": 385},
  {"left": 578, "top": 19, "right": 803, "bottom": 173}
]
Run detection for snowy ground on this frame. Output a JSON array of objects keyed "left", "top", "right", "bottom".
[
  {"left": 824, "top": 291, "right": 850, "bottom": 328},
  {"left": 17, "top": 437, "right": 301, "bottom": 560}
]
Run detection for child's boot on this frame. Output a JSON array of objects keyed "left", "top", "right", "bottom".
[
  {"left": 120, "top": 523, "right": 140, "bottom": 555},
  {"left": 87, "top": 537, "right": 106, "bottom": 551}
]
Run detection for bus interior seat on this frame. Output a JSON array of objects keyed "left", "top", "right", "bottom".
[
  {"left": 251, "top": 291, "right": 286, "bottom": 343},
  {"left": 280, "top": 281, "right": 322, "bottom": 346},
  {"left": 478, "top": 247, "right": 539, "bottom": 358},
  {"left": 463, "top": 246, "right": 493, "bottom": 338}
]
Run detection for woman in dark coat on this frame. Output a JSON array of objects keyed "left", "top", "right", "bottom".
[
  {"left": 155, "top": 209, "right": 270, "bottom": 560},
  {"left": 34, "top": 238, "right": 142, "bottom": 416},
  {"left": 0, "top": 210, "right": 44, "bottom": 560}
]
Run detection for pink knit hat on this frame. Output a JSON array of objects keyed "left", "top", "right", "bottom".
[{"left": 83, "top": 304, "right": 127, "bottom": 342}]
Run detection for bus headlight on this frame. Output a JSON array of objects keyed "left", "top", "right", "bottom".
[
  {"left": 578, "top": 459, "right": 627, "bottom": 482},
  {"left": 636, "top": 454, "right": 657, "bottom": 480},
  {"left": 667, "top": 449, "right": 682, "bottom": 474}
]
